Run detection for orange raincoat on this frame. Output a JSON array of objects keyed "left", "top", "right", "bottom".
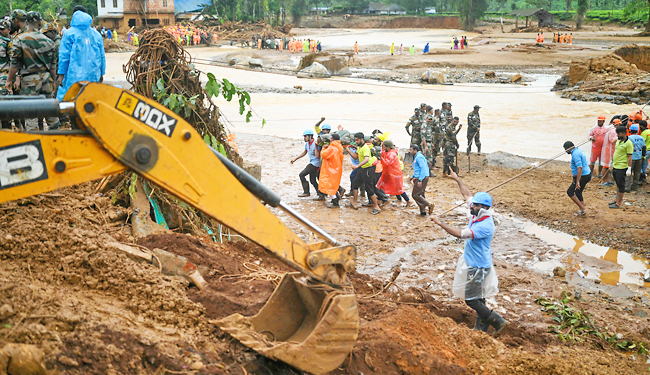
[
  {"left": 319, "top": 141, "right": 344, "bottom": 195},
  {"left": 377, "top": 148, "right": 404, "bottom": 195}
]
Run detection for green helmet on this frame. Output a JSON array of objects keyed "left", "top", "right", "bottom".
[
  {"left": 25, "top": 11, "right": 43, "bottom": 23},
  {"left": 0, "top": 19, "right": 10, "bottom": 30},
  {"left": 41, "top": 22, "right": 57, "bottom": 33},
  {"left": 11, "top": 9, "right": 27, "bottom": 20}
]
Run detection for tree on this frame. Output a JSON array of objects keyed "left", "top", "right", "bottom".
[
  {"left": 624, "top": 0, "right": 650, "bottom": 33},
  {"left": 458, "top": 0, "right": 489, "bottom": 30},
  {"left": 566, "top": 0, "right": 572, "bottom": 13},
  {"left": 576, "top": 0, "right": 588, "bottom": 29}
]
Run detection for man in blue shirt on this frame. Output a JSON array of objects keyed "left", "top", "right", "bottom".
[
  {"left": 628, "top": 124, "right": 646, "bottom": 191},
  {"left": 563, "top": 141, "right": 592, "bottom": 216},
  {"left": 291, "top": 129, "right": 321, "bottom": 198},
  {"left": 431, "top": 171, "right": 508, "bottom": 336},
  {"left": 409, "top": 144, "right": 433, "bottom": 216}
]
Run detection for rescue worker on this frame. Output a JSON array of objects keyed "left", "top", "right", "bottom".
[
  {"left": 467, "top": 105, "right": 481, "bottom": 156},
  {"left": 390, "top": 42, "right": 395, "bottom": 56},
  {"left": 354, "top": 41, "right": 358, "bottom": 54},
  {"left": 409, "top": 144, "right": 433, "bottom": 216},
  {"left": 405, "top": 107, "right": 423, "bottom": 149},
  {"left": 10, "top": 9, "right": 28, "bottom": 36},
  {"left": 431, "top": 108, "right": 444, "bottom": 169},
  {"left": 6, "top": 11, "right": 60, "bottom": 131},
  {"left": 57, "top": 6, "right": 105, "bottom": 101},
  {"left": 441, "top": 101, "right": 453, "bottom": 121},
  {"left": 41, "top": 23, "right": 60, "bottom": 69},
  {"left": 291, "top": 129, "right": 321, "bottom": 198},
  {"left": 0, "top": 19, "right": 11, "bottom": 130},
  {"left": 443, "top": 117, "right": 462, "bottom": 175},
  {"left": 563, "top": 141, "right": 591, "bottom": 216},
  {"left": 588, "top": 115, "right": 609, "bottom": 178},
  {"left": 319, "top": 134, "right": 344, "bottom": 208},
  {"left": 349, "top": 132, "right": 381, "bottom": 215},
  {"left": 421, "top": 106, "right": 436, "bottom": 172},
  {"left": 378, "top": 140, "right": 411, "bottom": 207},
  {"left": 431, "top": 171, "right": 508, "bottom": 336}
]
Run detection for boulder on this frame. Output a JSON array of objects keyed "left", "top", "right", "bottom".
[
  {"left": 243, "top": 161, "right": 262, "bottom": 181},
  {"left": 248, "top": 58, "right": 263, "bottom": 68},
  {"left": 421, "top": 70, "right": 446, "bottom": 84},
  {"left": 0, "top": 344, "right": 47, "bottom": 375},
  {"left": 297, "top": 62, "right": 331, "bottom": 79},
  {"left": 319, "top": 58, "right": 351, "bottom": 76},
  {"left": 510, "top": 74, "right": 522, "bottom": 83},
  {"left": 483, "top": 151, "right": 532, "bottom": 169},
  {"left": 485, "top": 71, "right": 496, "bottom": 78}
]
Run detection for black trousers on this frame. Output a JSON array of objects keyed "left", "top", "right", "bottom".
[
  {"left": 466, "top": 298, "right": 491, "bottom": 320},
  {"left": 567, "top": 174, "right": 591, "bottom": 201},
  {"left": 299, "top": 164, "right": 319, "bottom": 194},
  {"left": 351, "top": 165, "right": 376, "bottom": 198}
]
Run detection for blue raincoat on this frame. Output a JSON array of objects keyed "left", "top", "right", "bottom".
[{"left": 57, "top": 11, "right": 106, "bottom": 101}]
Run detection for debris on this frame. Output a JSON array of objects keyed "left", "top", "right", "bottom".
[
  {"left": 485, "top": 71, "right": 496, "bottom": 78},
  {"left": 58, "top": 355, "right": 79, "bottom": 367},
  {"left": 553, "top": 266, "right": 566, "bottom": 278},
  {"left": 0, "top": 305, "right": 14, "bottom": 321},
  {"left": 421, "top": 70, "right": 447, "bottom": 84},
  {"left": 248, "top": 58, "right": 263, "bottom": 68},
  {"left": 644, "top": 269, "right": 650, "bottom": 283},
  {"left": 190, "top": 361, "right": 204, "bottom": 370}
]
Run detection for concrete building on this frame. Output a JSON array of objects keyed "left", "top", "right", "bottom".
[{"left": 96, "top": 0, "right": 175, "bottom": 32}]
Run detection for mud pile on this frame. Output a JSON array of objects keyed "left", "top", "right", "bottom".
[
  {"left": 103, "top": 38, "right": 136, "bottom": 52},
  {"left": 553, "top": 50, "right": 650, "bottom": 104},
  {"left": 208, "top": 20, "right": 293, "bottom": 46}
]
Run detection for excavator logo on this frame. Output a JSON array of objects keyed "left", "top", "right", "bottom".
[
  {"left": 0, "top": 140, "right": 48, "bottom": 190},
  {"left": 116, "top": 92, "right": 177, "bottom": 137}
]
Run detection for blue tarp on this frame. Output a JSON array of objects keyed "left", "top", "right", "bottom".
[{"left": 175, "top": 0, "right": 209, "bottom": 14}]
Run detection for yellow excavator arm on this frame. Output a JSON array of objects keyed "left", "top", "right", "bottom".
[{"left": 0, "top": 83, "right": 358, "bottom": 375}]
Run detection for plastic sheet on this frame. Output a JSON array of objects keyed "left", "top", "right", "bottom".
[{"left": 452, "top": 254, "right": 499, "bottom": 300}]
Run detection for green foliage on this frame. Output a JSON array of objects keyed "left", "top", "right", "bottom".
[
  {"left": 128, "top": 173, "right": 138, "bottom": 200},
  {"left": 0, "top": 0, "right": 98, "bottom": 23},
  {"left": 458, "top": 0, "right": 490, "bottom": 29},
  {"left": 536, "top": 292, "right": 649, "bottom": 355}
]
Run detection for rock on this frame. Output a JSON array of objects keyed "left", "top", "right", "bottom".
[
  {"left": 485, "top": 71, "right": 496, "bottom": 78},
  {"left": 595, "top": 279, "right": 601, "bottom": 284},
  {"left": 58, "top": 355, "right": 79, "bottom": 367},
  {"left": 242, "top": 161, "right": 262, "bottom": 181},
  {"left": 644, "top": 269, "right": 650, "bottom": 282},
  {"left": 248, "top": 58, "right": 263, "bottom": 68},
  {"left": 483, "top": 151, "right": 532, "bottom": 170},
  {"left": 553, "top": 266, "right": 566, "bottom": 278},
  {"left": 190, "top": 361, "right": 204, "bottom": 371},
  {"left": 421, "top": 70, "right": 447, "bottom": 84},
  {"left": 319, "top": 58, "right": 351, "bottom": 76},
  {"left": 0, "top": 305, "right": 14, "bottom": 321},
  {"left": 510, "top": 74, "right": 522, "bottom": 83},
  {"left": 297, "top": 62, "right": 331, "bottom": 79},
  {"left": 0, "top": 344, "right": 47, "bottom": 375},
  {"left": 228, "top": 58, "right": 237, "bottom": 66},
  {"left": 635, "top": 310, "right": 648, "bottom": 317}
]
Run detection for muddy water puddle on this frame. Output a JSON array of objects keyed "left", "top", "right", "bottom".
[{"left": 358, "top": 209, "right": 649, "bottom": 293}]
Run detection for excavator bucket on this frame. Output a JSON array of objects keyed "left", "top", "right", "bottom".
[{"left": 213, "top": 273, "right": 359, "bottom": 375}]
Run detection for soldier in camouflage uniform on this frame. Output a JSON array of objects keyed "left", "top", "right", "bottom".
[
  {"left": 431, "top": 108, "right": 444, "bottom": 168},
  {"left": 441, "top": 102, "right": 453, "bottom": 124},
  {"left": 405, "top": 107, "right": 422, "bottom": 146},
  {"left": 0, "top": 19, "right": 11, "bottom": 129},
  {"left": 41, "top": 23, "right": 60, "bottom": 69},
  {"left": 467, "top": 105, "right": 482, "bottom": 155},
  {"left": 421, "top": 105, "right": 436, "bottom": 173},
  {"left": 443, "top": 117, "right": 462, "bottom": 175},
  {"left": 10, "top": 10, "right": 27, "bottom": 36},
  {"left": 6, "top": 11, "right": 60, "bottom": 131}
]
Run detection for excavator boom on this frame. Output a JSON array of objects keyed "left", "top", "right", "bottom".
[{"left": 0, "top": 83, "right": 358, "bottom": 374}]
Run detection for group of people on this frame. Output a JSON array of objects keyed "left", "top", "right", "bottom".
[
  {"left": 253, "top": 36, "right": 321, "bottom": 52},
  {"left": 388, "top": 43, "right": 416, "bottom": 55},
  {"left": 166, "top": 25, "right": 212, "bottom": 47},
  {"left": 406, "top": 101, "right": 482, "bottom": 178},
  {"left": 553, "top": 32, "right": 573, "bottom": 44},
  {"left": 564, "top": 110, "right": 647, "bottom": 215},
  {"left": 452, "top": 36, "right": 469, "bottom": 49},
  {"left": 1, "top": 6, "right": 105, "bottom": 131}
]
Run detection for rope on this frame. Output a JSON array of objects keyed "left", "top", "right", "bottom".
[{"left": 363, "top": 138, "right": 592, "bottom": 253}]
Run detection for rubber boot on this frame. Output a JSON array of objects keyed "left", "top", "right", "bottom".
[
  {"left": 477, "top": 145, "right": 481, "bottom": 156},
  {"left": 474, "top": 317, "right": 489, "bottom": 332},
  {"left": 485, "top": 311, "right": 508, "bottom": 337}
]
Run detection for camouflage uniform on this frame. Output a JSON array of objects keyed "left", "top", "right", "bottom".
[
  {"left": 443, "top": 122, "right": 459, "bottom": 175},
  {"left": 467, "top": 110, "right": 481, "bottom": 155},
  {"left": 0, "top": 25, "right": 11, "bottom": 130},
  {"left": 10, "top": 25, "right": 60, "bottom": 130},
  {"left": 421, "top": 114, "right": 435, "bottom": 168},
  {"left": 431, "top": 114, "right": 444, "bottom": 167},
  {"left": 405, "top": 110, "right": 422, "bottom": 146}
]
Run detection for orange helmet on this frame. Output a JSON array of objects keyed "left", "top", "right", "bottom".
[
  {"left": 613, "top": 119, "right": 622, "bottom": 125},
  {"left": 597, "top": 115, "right": 606, "bottom": 120},
  {"left": 629, "top": 111, "right": 643, "bottom": 122}
]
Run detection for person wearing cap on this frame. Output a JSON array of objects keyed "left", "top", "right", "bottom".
[
  {"left": 628, "top": 123, "right": 646, "bottom": 191},
  {"left": 563, "top": 141, "right": 591, "bottom": 216},
  {"left": 291, "top": 129, "right": 321, "bottom": 198},
  {"left": 56, "top": 6, "right": 105, "bottom": 101},
  {"left": 408, "top": 144, "right": 433, "bottom": 216},
  {"left": 430, "top": 108, "right": 444, "bottom": 170},
  {"left": 601, "top": 118, "right": 622, "bottom": 186},
  {"left": 467, "top": 105, "right": 481, "bottom": 156},
  {"left": 349, "top": 132, "right": 381, "bottom": 214},
  {"left": 41, "top": 23, "right": 61, "bottom": 71},
  {"left": 405, "top": 107, "right": 422, "bottom": 163},
  {"left": 610, "top": 126, "right": 634, "bottom": 208},
  {"left": 421, "top": 106, "right": 436, "bottom": 174},
  {"left": 7, "top": 11, "right": 60, "bottom": 131},
  {"left": 639, "top": 120, "right": 649, "bottom": 184},
  {"left": 441, "top": 102, "right": 453, "bottom": 124},
  {"left": 378, "top": 140, "right": 411, "bottom": 207},
  {"left": 318, "top": 133, "right": 344, "bottom": 208},
  {"left": 430, "top": 171, "right": 507, "bottom": 336},
  {"left": 0, "top": 19, "right": 11, "bottom": 130},
  {"left": 588, "top": 115, "right": 610, "bottom": 178},
  {"left": 10, "top": 9, "right": 27, "bottom": 36},
  {"left": 443, "top": 117, "right": 462, "bottom": 175}
]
